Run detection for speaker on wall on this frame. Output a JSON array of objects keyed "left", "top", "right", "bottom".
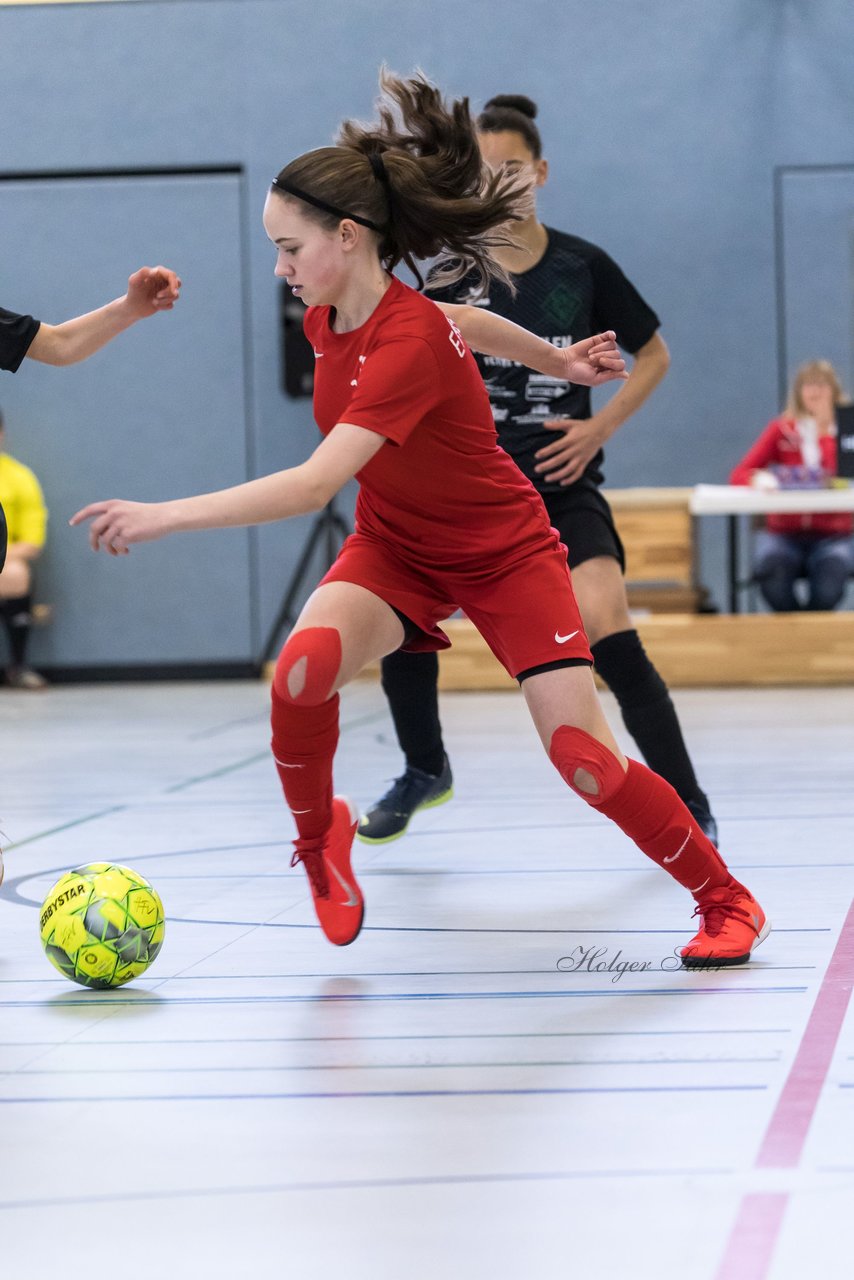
[{"left": 279, "top": 284, "right": 314, "bottom": 398}]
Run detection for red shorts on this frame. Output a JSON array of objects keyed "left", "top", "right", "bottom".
[{"left": 320, "top": 530, "right": 592, "bottom": 679}]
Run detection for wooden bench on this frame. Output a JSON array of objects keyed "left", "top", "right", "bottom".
[
  {"left": 602, "top": 487, "right": 701, "bottom": 613},
  {"left": 432, "top": 612, "right": 854, "bottom": 689}
]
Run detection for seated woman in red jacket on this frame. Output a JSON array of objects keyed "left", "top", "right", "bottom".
[{"left": 730, "top": 360, "right": 853, "bottom": 611}]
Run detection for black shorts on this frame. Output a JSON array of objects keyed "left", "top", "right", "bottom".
[
  {"left": 0, "top": 500, "right": 7, "bottom": 573},
  {"left": 541, "top": 485, "right": 625, "bottom": 573}
]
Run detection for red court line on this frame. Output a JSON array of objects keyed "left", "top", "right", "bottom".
[
  {"left": 715, "top": 897, "right": 854, "bottom": 1280},
  {"left": 714, "top": 1194, "right": 789, "bottom": 1280}
]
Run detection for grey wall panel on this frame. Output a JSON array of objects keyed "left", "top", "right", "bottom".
[
  {"left": 777, "top": 168, "right": 854, "bottom": 402},
  {"left": 0, "top": 171, "right": 256, "bottom": 666}
]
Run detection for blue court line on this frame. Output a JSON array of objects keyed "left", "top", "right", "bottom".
[
  {"left": 0, "top": 1165, "right": 734, "bottom": 1211},
  {"left": 58, "top": 842, "right": 285, "bottom": 861},
  {"left": 0, "top": 985, "right": 806, "bottom": 1008},
  {"left": 165, "top": 918, "right": 827, "bottom": 935},
  {"left": 8, "top": 1054, "right": 783, "bottom": 1075},
  {"left": 56, "top": 862, "right": 854, "bottom": 877},
  {"left": 0, "top": 1083, "right": 767, "bottom": 1104},
  {"left": 0, "top": 1028, "right": 792, "bottom": 1047},
  {"left": 0, "top": 965, "right": 816, "bottom": 985},
  {"left": 1, "top": 864, "right": 829, "bottom": 934},
  {"left": 399, "top": 813, "right": 854, "bottom": 837},
  {"left": 6, "top": 1054, "right": 783, "bottom": 1075}
]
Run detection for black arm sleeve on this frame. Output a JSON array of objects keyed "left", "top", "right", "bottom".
[
  {"left": 0, "top": 307, "right": 41, "bottom": 372},
  {"left": 588, "top": 249, "right": 660, "bottom": 355}
]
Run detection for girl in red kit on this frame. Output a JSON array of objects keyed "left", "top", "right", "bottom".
[{"left": 72, "top": 72, "right": 768, "bottom": 967}]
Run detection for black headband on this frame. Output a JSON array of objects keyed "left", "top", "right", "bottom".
[
  {"left": 366, "top": 152, "right": 425, "bottom": 288},
  {"left": 272, "top": 162, "right": 426, "bottom": 291},
  {"left": 270, "top": 176, "right": 386, "bottom": 232},
  {"left": 369, "top": 151, "right": 390, "bottom": 188}
]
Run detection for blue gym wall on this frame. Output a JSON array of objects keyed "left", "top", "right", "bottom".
[{"left": 0, "top": 0, "right": 852, "bottom": 670}]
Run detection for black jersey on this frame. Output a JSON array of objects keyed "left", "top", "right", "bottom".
[
  {"left": 0, "top": 307, "right": 40, "bottom": 373},
  {"left": 428, "top": 228, "right": 659, "bottom": 494}
]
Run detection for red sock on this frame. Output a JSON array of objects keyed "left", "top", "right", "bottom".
[
  {"left": 270, "top": 686, "right": 339, "bottom": 845},
  {"left": 593, "top": 758, "right": 734, "bottom": 897}
]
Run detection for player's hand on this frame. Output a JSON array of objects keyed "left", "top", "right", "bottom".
[
  {"left": 124, "top": 266, "right": 182, "bottom": 318},
  {"left": 534, "top": 416, "right": 607, "bottom": 486},
  {"left": 69, "top": 499, "right": 173, "bottom": 554},
  {"left": 562, "top": 332, "right": 628, "bottom": 386}
]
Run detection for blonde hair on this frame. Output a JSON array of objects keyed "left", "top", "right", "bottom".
[{"left": 785, "top": 360, "right": 847, "bottom": 418}]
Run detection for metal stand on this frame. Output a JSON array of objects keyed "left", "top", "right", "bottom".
[{"left": 261, "top": 499, "right": 351, "bottom": 663}]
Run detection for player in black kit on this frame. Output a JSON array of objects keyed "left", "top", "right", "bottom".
[{"left": 359, "top": 93, "right": 718, "bottom": 845}]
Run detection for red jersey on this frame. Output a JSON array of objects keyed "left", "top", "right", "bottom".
[
  {"left": 730, "top": 416, "right": 852, "bottom": 537},
  {"left": 302, "top": 276, "right": 557, "bottom": 573}
]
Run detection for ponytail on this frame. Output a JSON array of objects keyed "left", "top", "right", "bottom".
[{"left": 271, "top": 69, "right": 528, "bottom": 293}]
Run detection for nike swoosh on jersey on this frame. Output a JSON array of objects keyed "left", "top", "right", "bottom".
[{"left": 554, "top": 630, "right": 580, "bottom": 644}]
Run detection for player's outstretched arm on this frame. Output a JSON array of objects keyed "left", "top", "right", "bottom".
[
  {"left": 26, "top": 267, "right": 182, "bottom": 366},
  {"left": 561, "top": 333, "right": 631, "bottom": 387},
  {"left": 434, "top": 303, "right": 627, "bottom": 385},
  {"left": 70, "top": 422, "right": 385, "bottom": 555}
]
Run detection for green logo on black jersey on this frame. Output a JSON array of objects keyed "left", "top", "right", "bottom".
[{"left": 543, "top": 283, "right": 582, "bottom": 331}]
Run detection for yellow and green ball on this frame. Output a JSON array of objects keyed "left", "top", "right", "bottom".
[{"left": 40, "top": 863, "right": 165, "bottom": 989}]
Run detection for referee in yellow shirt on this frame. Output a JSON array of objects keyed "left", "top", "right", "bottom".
[{"left": 0, "top": 408, "right": 48, "bottom": 688}]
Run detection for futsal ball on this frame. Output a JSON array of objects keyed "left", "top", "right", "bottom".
[{"left": 40, "top": 863, "right": 165, "bottom": 989}]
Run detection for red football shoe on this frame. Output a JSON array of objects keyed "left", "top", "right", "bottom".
[
  {"left": 681, "top": 882, "right": 770, "bottom": 968},
  {"left": 291, "top": 796, "right": 364, "bottom": 946}
]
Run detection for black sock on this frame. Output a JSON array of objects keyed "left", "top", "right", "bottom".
[
  {"left": 591, "top": 629, "right": 710, "bottom": 812},
  {"left": 380, "top": 649, "right": 446, "bottom": 776},
  {"left": 0, "top": 594, "right": 32, "bottom": 668}
]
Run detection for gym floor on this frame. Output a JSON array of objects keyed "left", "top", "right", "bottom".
[{"left": 2, "top": 679, "right": 852, "bottom": 1279}]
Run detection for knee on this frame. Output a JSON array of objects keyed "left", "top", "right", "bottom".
[
  {"left": 755, "top": 548, "right": 794, "bottom": 578},
  {"left": 273, "top": 627, "right": 342, "bottom": 706},
  {"left": 815, "top": 548, "right": 851, "bottom": 580},
  {"left": 0, "top": 557, "right": 31, "bottom": 599},
  {"left": 809, "top": 567, "right": 848, "bottom": 609},
  {"left": 754, "top": 532, "right": 799, "bottom": 575},
  {"left": 549, "top": 725, "right": 626, "bottom": 807}
]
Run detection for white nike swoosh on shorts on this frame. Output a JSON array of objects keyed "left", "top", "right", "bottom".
[{"left": 555, "top": 630, "right": 580, "bottom": 644}]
